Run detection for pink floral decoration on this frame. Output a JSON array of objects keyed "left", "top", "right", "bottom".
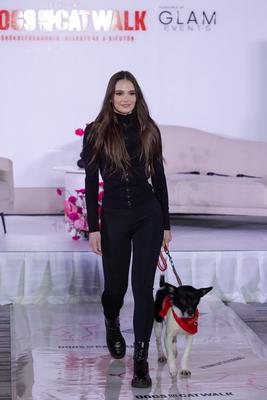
[
  {"left": 56, "top": 188, "right": 63, "bottom": 196},
  {"left": 61, "top": 180, "right": 103, "bottom": 240},
  {"left": 75, "top": 128, "right": 84, "bottom": 137}
]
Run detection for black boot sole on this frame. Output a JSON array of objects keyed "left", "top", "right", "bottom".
[
  {"left": 131, "top": 377, "right": 152, "bottom": 388},
  {"left": 107, "top": 346, "right": 126, "bottom": 359}
]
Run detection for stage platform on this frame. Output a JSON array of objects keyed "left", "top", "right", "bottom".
[{"left": 0, "top": 215, "right": 267, "bottom": 304}]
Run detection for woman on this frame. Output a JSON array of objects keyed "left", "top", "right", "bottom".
[{"left": 80, "top": 71, "right": 171, "bottom": 388}]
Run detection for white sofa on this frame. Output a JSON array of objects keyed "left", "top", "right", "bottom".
[{"left": 159, "top": 125, "right": 267, "bottom": 217}]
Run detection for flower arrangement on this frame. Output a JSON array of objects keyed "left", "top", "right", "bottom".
[{"left": 57, "top": 183, "right": 104, "bottom": 240}]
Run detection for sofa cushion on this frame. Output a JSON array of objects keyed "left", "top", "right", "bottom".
[{"left": 167, "top": 174, "right": 267, "bottom": 209}]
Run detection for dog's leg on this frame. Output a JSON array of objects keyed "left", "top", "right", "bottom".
[
  {"left": 165, "top": 332, "right": 177, "bottom": 377},
  {"left": 180, "top": 334, "right": 193, "bottom": 377},
  {"left": 154, "top": 321, "right": 167, "bottom": 363},
  {"left": 164, "top": 314, "right": 178, "bottom": 377},
  {"left": 172, "top": 336, "right": 178, "bottom": 359}
]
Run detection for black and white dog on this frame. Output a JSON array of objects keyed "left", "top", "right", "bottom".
[{"left": 154, "top": 276, "right": 212, "bottom": 378}]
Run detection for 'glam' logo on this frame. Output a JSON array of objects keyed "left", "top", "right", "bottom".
[
  {"left": 158, "top": 6, "right": 216, "bottom": 32},
  {"left": 0, "top": 9, "right": 147, "bottom": 32}
]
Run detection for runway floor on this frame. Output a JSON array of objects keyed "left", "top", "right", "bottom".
[
  {"left": 1, "top": 215, "right": 267, "bottom": 399},
  {"left": 2, "top": 297, "right": 266, "bottom": 400}
]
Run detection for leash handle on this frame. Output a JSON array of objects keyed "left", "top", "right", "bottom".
[
  {"left": 157, "top": 249, "right": 168, "bottom": 271},
  {"left": 162, "top": 244, "right": 183, "bottom": 287}
]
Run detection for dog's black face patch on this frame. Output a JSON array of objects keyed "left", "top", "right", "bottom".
[{"left": 172, "top": 286, "right": 202, "bottom": 317}]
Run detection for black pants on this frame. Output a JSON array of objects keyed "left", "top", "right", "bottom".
[{"left": 100, "top": 196, "right": 164, "bottom": 342}]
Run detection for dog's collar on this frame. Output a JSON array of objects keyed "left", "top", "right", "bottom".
[{"left": 159, "top": 295, "right": 199, "bottom": 335}]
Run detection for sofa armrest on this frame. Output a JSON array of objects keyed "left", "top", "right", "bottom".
[
  {"left": 0, "top": 157, "right": 14, "bottom": 207},
  {"left": 0, "top": 157, "right": 12, "bottom": 172}
]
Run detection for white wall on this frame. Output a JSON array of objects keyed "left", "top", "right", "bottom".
[{"left": 1, "top": 0, "right": 267, "bottom": 188}]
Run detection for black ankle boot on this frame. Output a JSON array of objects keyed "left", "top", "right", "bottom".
[
  {"left": 131, "top": 341, "right": 152, "bottom": 388},
  {"left": 105, "top": 317, "right": 126, "bottom": 359}
]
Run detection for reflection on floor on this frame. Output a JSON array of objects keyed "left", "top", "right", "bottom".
[
  {"left": 227, "top": 302, "right": 267, "bottom": 345},
  {"left": 0, "top": 304, "right": 12, "bottom": 400},
  {"left": 14, "top": 297, "right": 267, "bottom": 400}
]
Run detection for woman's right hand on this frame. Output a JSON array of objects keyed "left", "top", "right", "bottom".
[{"left": 89, "top": 231, "right": 103, "bottom": 256}]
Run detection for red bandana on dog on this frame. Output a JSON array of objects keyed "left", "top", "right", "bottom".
[{"left": 159, "top": 295, "right": 199, "bottom": 334}]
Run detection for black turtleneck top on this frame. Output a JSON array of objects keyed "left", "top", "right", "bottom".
[{"left": 80, "top": 113, "right": 170, "bottom": 232}]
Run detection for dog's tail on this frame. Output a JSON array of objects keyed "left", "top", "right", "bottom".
[{"left": 160, "top": 274, "right": 165, "bottom": 288}]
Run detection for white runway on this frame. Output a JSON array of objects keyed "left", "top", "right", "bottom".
[
  {"left": 0, "top": 215, "right": 267, "bottom": 399},
  {"left": 14, "top": 298, "right": 267, "bottom": 400}
]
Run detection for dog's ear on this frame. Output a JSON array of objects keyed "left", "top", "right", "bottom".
[
  {"left": 198, "top": 287, "right": 213, "bottom": 297},
  {"left": 165, "top": 282, "right": 177, "bottom": 294}
]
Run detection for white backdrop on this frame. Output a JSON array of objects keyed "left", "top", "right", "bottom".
[{"left": 1, "top": 0, "right": 267, "bottom": 188}]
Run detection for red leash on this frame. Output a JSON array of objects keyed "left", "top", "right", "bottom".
[{"left": 157, "top": 244, "right": 183, "bottom": 286}]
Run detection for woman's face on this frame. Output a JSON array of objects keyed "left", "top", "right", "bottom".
[{"left": 112, "top": 79, "right": 137, "bottom": 114}]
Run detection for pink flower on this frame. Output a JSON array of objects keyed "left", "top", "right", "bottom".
[
  {"left": 56, "top": 188, "right": 63, "bottom": 196},
  {"left": 68, "top": 212, "right": 79, "bottom": 221},
  {"left": 77, "top": 207, "right": 83, "bottom": 214},
  {"left": 72, "top": 235, "right": 80, "bottom": 240},
  {"left": 74, "top": 218, "right": 88, "bottom": 230},
  {"left": 99, "top": 182, "right": 104, "bottom": 187},
  {"left": 68, "top": 196, "right": 77, "bottom": 204},
  {"left": 64, "top": 201, "right": 77, "bottom": 215},
  {"left": 75, "top": 128, "right": 84, "bottom": 137}
]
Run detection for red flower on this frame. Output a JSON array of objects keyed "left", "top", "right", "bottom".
[
  {"left": 75, "top": 188, "right": 86, "bottom": 195},
  {"left": 68, "top": 196, "right": 77, "bottom": 204},
  {"left": 75, "top": 128, "right": 84, "bottom": 137},
  {"left": 68, "top": 212, "right": 79, "bottom": 221},
  {"left": 72, "top": 235, "right": 80, "bottom": 240},
  {"left": 56, "top": 188, "right": 63, "bottom": 196}
]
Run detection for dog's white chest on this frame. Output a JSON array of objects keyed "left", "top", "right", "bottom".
[{"left": 165, "top": 307, "right": 192, "bottom": 336}]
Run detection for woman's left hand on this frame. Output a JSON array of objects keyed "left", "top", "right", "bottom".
[{"left": 162, "top": 230, "right": 172, "bottom": 249}]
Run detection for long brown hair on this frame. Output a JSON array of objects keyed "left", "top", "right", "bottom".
[{"left": 88, "top": 71, "right": 163, "bottom": 176}]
